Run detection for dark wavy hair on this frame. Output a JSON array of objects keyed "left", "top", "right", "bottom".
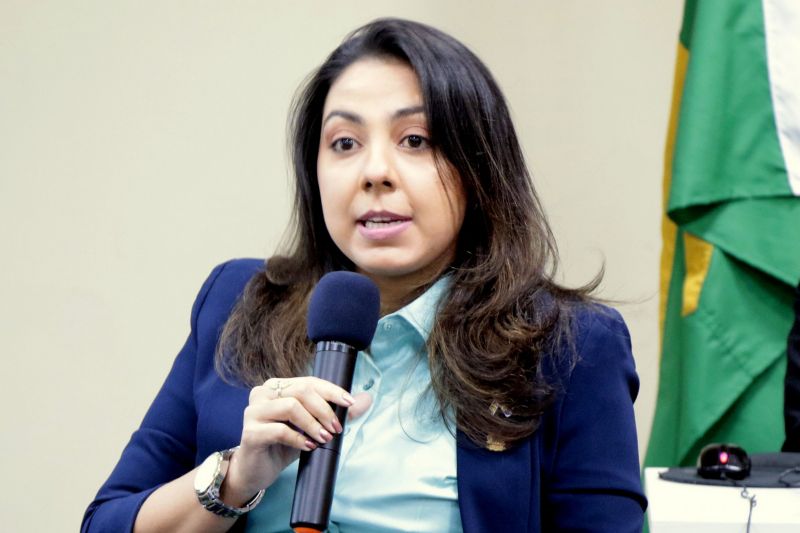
[{"left": 217, "top": 18, "right": 599, "bottom": 449}]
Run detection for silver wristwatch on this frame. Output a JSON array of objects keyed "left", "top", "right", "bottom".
[{"left": 194, "top": 447, "right": 265, "bottom": 518}]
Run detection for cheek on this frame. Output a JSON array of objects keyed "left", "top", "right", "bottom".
[
  {"left": 317, "top": 178, "right": 349, "bottom": 239},
  {"left": 316, "top": 164, "right": 337, "bottom": 208},
  {"left": 317, "top": 158, "right": 352, "bottom": 212},
  {"left": 438, "top": 176, "right": 467, "bottom": 232}
]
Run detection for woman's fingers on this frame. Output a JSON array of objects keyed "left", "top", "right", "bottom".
[
  {"left": 245, "top": 397, "right": 333, "bottom": 445},
  {"left": 240, "top": 418, "right": 318, "bottom": 452},
  {"left": 229, "top": 376, "right": 360, "bottom": 497},
  {"left": 347, "top": 392, "right": 373, "bottom": 421},
  {"left": 279, "top": 378, "right": 351, "bottom": 433},
  {"left": 245, "top": 376, "right": 356, "bottom": 445},
  {"left": 262, "top": 377, "right": 355, "bottom": 407}
]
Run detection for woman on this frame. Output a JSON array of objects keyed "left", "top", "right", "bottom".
[{"left": 83, "top": 18, "right": 646, "bottom": 532}]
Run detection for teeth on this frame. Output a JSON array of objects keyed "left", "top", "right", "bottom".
[{"left": 364, "top": 219, "right": 404, "bottom": 228}]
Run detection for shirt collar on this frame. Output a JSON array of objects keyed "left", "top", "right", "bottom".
[{"left": 385, "top": 275, "right": 451, "bottom": 341}]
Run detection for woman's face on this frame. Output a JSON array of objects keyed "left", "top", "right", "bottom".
[{"left": 317, "top": 57, "right": 466, "bottom": 291}]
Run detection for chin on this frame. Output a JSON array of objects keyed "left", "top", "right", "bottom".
[
  {"left": 356, "top": 263, "right": 417, "bottom": 279},
  {"left": 348, "top": 248, "right": 455, "bottom": 283},
  {"left": 356, "top": 259, "right": 449, "bottom": 285}
]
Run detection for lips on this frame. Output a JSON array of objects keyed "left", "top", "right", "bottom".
[
  {"left": 357, "top": 210, "right": 411, "bottom": 227},
  {"left": 356, "top": 210, "right": 412, "bottom": 240}
]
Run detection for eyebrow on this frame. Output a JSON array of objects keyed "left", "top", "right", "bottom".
[
  {"left": 322, "top": 105, "right": 426, "bottom": 126},
  {"left": 393, "top": 105, "right": 425, "bottom": 119}
]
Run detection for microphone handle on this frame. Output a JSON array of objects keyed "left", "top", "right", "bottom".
[{"left": 290, "top": 341, "right": 358, "bottom": 532}]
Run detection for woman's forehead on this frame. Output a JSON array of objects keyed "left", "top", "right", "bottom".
[{"left": 322, "top": 58, "right": 422, "bottom": 117}]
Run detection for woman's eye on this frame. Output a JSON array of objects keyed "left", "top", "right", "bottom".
[
  {"left": 401, "top": 134, "right": 430, "bottom": 149},
  {"left": 332, "top": 137, "right": 357, "bottom": 152}
]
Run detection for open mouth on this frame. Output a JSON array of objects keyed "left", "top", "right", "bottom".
[
  {"left": 361, "top": 217, "right": 409, "bottom": 229},
  {"left": 358, "top": 212, "right": 412, "bottom": 228},
  {"left": 356, "top": 212, "right": 413, "bottom": 239}
]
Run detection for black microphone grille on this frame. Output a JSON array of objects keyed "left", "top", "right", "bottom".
[{"left": 307, "top": 272, "right": 380, "bottom": 350}]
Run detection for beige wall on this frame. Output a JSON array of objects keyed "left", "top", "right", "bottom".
[{"left": 0, "top": 1, "right": 682, "bottom": 529}]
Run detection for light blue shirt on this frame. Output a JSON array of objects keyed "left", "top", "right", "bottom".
[{"left": 247, "top": 276, "right": 462, "bottom": 532}]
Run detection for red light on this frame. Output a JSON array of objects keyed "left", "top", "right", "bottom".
[{"left": 719, "top": 451, "right": 729, "bottom": 464}]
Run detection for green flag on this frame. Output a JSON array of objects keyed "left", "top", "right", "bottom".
[{"left": 646, "top": 0, "right": 800, "bottom": 467}]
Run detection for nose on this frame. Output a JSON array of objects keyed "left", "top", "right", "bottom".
[{"left": 361, "top": 144, "right": 395, "bottom": 191}]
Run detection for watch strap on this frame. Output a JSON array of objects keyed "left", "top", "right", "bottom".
[{"left": 196, "top": 447, "right": 265, "bottom": 518}]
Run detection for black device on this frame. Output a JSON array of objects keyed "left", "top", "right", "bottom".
[
  {"left": 696, "top": 443, "right": 752, "bottom": 480},
  {"left": 290, "top": 271, "right": 380, "bottom": 533}
]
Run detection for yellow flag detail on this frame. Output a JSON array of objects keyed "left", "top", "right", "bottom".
[
  {"left": 659, "top": 44, "right": 690, "bottom": 337},
  {"left": 680, "top": 233, "right": 713, "bottom": 317}
]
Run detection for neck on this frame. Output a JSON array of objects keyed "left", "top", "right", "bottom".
[
  {"left": 356, "top": 248, "right": 456, "bottom": 315},
  {"left": 376, "top": 281, "right": 423, "bottom": 316},
  {"left": 362, "top": 270, "right": 443, "bottom": 316}
]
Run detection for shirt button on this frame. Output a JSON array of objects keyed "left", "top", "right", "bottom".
[
  {"left": 362, "top": 378, "right": 375, "bottom": 391},
  {"left": 383, "top": 322, "right": 392, "bottom": 331}
]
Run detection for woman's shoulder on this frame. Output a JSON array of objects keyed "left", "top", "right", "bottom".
[
  {"left": 191, "top": 258, "right": 266, "bottom": 342},
  {"left": 558, "top": 300, "right": 638, "bottom": 396},
  {"left": 202, "top": 257, "right": 265, "bottom": 292},
  {"left": 568, "top": 301, "right": 631, "bottom": 350},
  {"left": 541, "top": 298, "right": 635, "bottom": 386},
  {"left": 196, "top": 258, "right": 265, "bottom": 305}
]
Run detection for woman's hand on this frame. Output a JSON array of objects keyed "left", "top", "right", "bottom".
[
  {"left": 132, "top": 380, "right": 373, "bottom": 533},
  {"left": 219, "top": 377, "right": 355, "bottom": 506}
]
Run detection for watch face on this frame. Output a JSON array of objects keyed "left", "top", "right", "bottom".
[{"left": 194, "top": 452, "right": 221, "bottom": 492}]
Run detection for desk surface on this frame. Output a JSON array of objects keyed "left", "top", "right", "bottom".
[{"left": 645, "top": 467, "right": 800, "bottom": 532}]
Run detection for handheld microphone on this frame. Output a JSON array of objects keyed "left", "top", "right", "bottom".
[{"left": 290, "top": 271, "right": 380, "bottom": 533}]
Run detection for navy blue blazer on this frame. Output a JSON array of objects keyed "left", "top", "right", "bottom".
[{"left": 83, "top": 259, "right": 646, "bottom": 532}]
